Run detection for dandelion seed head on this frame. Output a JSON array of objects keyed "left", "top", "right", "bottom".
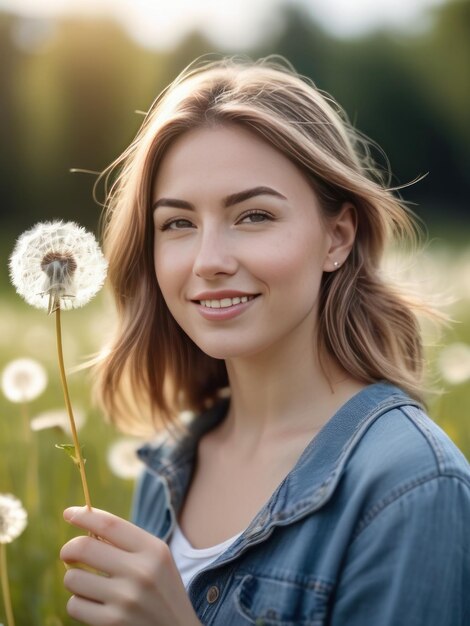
[
  {"left": 107, "top": 438, "right": 146, "bottom": 480},
  {"left": 438, "top": 342, "right": 470, "bottom": 385},
  {"left": 9, "top": 220, "right": 108, "bottom": 312},
  {"left": 0, "top": 494, "right": 27, "bottom": 543},
  {"left": 31, "top": 407, "right": 86, "bottom": 435},
  {"left": 1, "top": 358, "right": 47, "bottom": 402}
]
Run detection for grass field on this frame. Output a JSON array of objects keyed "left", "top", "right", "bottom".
[{"left": 0, "top": 241, "right": 469, "bottom": 625}]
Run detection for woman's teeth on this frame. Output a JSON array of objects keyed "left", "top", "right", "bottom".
[{"left": 199, "top": 295, "right": 254, "bottom": 309}]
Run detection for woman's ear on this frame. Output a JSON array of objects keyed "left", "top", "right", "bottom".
[{"left": 323, "top": 202, "right": 357, "bottom": 272}]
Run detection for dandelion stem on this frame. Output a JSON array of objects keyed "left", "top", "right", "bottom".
[
  {"left": 19, "top": 401, "right": 31, "bottom": 442},
  {"left": 0, "top": 543, "right": 15, "bottom": 626},
  {"left": 54, "top": 307, "right": 92, "bottom": 510}
]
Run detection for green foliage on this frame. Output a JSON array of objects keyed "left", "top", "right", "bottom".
[
  {"left": 0, "top": 293, "right": 136, "bottom": 625},
  {"left": 55, "top": 443, "right": 86, "bottom": 467}
]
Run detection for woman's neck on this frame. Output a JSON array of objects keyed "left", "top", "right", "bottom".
[{"left": 222, "top": 335, "right": 366, "bottom": 453}]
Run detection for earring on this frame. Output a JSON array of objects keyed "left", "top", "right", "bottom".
[{"left": 333, "top": 261, "right": 340, "bottom": 268}]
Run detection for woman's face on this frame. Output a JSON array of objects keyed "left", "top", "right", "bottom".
[{"left": 152, "top": 124, "right": 337, "bottom": 361}]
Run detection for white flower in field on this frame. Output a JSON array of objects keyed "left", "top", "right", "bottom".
[
  {"left": 30, "top": 407, "right": 86, "bottom": 435},
  {"left": 9, "top": 220, "right": 107, "bottom": 314},
  {"left": 0, "top": 494, "right": 27, "bottom": 544},
  {"left": 438, "top": 343, "right": 470, "bottom": 385},
  {"left": 1, "top": 358, "right": 47, "bottom": 403},
  {"left": 107, "top": 438, "right": 146, "bottom": 480}
]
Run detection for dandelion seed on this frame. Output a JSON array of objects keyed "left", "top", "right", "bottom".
[
  {"left": 0, "top": 494, "right": 27, "bottom": 544},
  {"left": 1, "top": 358, "right": 47, "bottom": 403},
  {"left": 31, "top": 407, "right": 86, "bottom": 435},
  {"left": 9, "top": 220, "right": 107, "bottom": 314},
  {"left": 438, "top": 342, "right": 470, "bottom": 385},
  {"left": 107, "top": 438, "right": 146, "bottom": 480}
]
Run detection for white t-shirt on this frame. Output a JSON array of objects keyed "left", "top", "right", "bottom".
[{"left": 169, "top": 523, "right": 243, "bottom": 589}]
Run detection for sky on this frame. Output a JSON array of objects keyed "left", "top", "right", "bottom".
[{"left": 0, "top": 0, "right": 448, "bottom": 49}]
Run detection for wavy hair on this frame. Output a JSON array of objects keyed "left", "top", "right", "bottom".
[{"left": 94, "top": 54, "right": 434, "bottom": 433}]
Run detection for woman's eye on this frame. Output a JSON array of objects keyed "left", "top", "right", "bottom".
[
  {"left": 238, "top": 210, "right": 273, "bottom": 224},
  {"left": 160, "top": 218, "right": 194, "bottom": 231}
]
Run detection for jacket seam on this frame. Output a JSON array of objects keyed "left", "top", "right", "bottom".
[
  {"left": 352, "top": 472, "right": 470, "bottom": 542},
  {"left": 233, "top": 569, "right": 335, "bottom": 592},
  {"left": 399, "top": 405, "right": 445, "bottom": 470}
]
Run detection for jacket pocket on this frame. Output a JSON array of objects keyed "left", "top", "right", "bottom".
[{"left": 233, "top": 572, "right": 332, "bottom": 626}]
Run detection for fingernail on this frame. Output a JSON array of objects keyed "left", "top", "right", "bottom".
[{"left": 64, "top": 506, "right": 82, "bottom": 521}]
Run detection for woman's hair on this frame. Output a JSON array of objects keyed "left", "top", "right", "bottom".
[{"left": 94, "top": 54, "right": 435, "bottom": 433}]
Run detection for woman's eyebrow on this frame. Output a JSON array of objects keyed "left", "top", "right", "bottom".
[
  {"left": 152, "top": 197, "right": 193, "bottom": 211},
  {"left": 224, "top": 186, "right": 287, "bottom": 207},
  {"left": 152, "top": 186, "right": 287, "bottom": 211}
]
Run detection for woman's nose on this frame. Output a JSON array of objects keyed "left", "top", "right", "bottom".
[{"left": 192, "top": 228, "right": 238, "bottom": 279}]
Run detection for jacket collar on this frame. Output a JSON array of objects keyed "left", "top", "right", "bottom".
[
  {"left": 137, "top": 382, "right": 420, "bottom": 529},
  {"left": 265, "top": 381, "right": 420, "bottom": 526},
  {"left": 137, "top": 398, "right": 229, "bottom": 516}
]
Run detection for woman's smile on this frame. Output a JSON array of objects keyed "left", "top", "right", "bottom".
[
  {"left": 193, "top": 293, "right": 260, "bottom": 321},
  {"left": 198, "top": 295, "right": 255, "bottom": 309}
]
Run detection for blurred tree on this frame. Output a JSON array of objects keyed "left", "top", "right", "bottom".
[
  {"left": 0, "top": 14, "right": 23, "bottom": 235},
  {"left": 407, "top": 0, "right": 470, "bottom": 198},
  {"left": 0, "top": 0, "right": 468, "bottom": 288},
  {"left": 9, "top": 18, "right": 169, "bottom": 232},
  {"left": 257, "top": 1, "right": 469, "bottom": 220}
]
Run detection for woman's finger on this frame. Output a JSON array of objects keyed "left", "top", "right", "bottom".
[
  {"left": 64, "top": 567, "right": 112, "bottom": 604},
  {"left": 60, "top": 534, "right": 125, "bottom": 576},
  {"left": 64, "top": 506, "right": 156, "bottom": 553},
  {"left": 67, "top": 594, "right": 117, "bottom": 626}
]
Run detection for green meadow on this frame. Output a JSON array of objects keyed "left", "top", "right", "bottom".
[
  {"left": 1, "top": 241, "right": 469, "bottom": 625},
  {"left": 0, "top": 291, "right": 138, "bottom": 625}
]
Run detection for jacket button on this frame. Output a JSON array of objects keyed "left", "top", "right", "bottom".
[{"left": 206, "top": 585, "right": 220, "bottom": 604}]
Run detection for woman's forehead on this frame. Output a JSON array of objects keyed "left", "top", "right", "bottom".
[{"left": 152, "top": 124, "right": 312, "bottom": 202}]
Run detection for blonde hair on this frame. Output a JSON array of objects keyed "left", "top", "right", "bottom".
[{"left": 95, "top": 55, "right": 433, "bottom": 433}]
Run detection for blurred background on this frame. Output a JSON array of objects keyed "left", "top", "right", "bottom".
[
  {"left": 0, "top": 0, "right": 469, "bottom": 245},
  {"left": 0, "top": 1, "right": 469, "bottom": 623}
]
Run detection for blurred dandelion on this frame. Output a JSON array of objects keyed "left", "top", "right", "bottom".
[
  {"left": 1, "top": 358, "right": 48, "bottom": 511},
  {"left": 0, "top": 495, "right": 27, "bottom": 544},
  {"left": 31, "top": 408, "right": 86, "bottom": 436},
  {"left": 9, "top": 221, "right": 108, "bottom": 511},
  {"left": 107, "top": 438, "right": 146, "bottom": 480},
  {"left": 438, "top": 343, "right": 470, "bottom": 385},
  {"left": 0, "top": 494, "right": 27, "bottom": 626},
  {"left": 1, "top": 358, "right": 47, "bottom": 404}
]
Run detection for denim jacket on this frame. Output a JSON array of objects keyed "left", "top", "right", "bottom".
[{"left": 133, "top": 382, "right": 470, "bottom": 625}]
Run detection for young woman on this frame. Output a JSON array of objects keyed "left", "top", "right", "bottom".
[{"left": 60, "top": 56, "right": 470, "bottom": 625}]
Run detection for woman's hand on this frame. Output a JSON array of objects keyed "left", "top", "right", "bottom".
[{"left": 60, "top": 506, "right": 201, "bottom": 626}]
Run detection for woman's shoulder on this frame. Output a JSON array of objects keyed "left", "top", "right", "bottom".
[
  {"left": 339, "top": 399, "right": 470, "bottom": 522},
  {"left": 353, "top": 401, "right": 470, "bottom": 482},
  {"left": 328, "top": 403, "right": 470, "bottom": 626},
  {"left": 305, "top": 382, "right": 470, "bottom": 506}
]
